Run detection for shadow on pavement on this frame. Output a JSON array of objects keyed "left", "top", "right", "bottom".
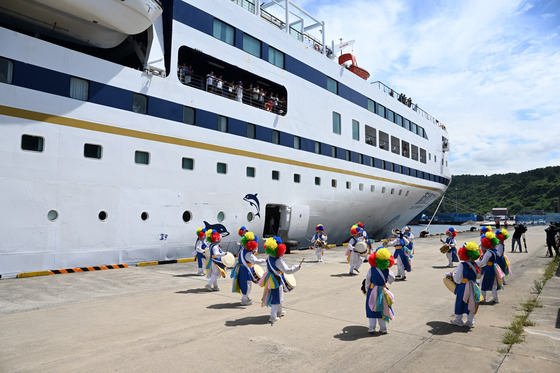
[
  {"left": 175, "top": 288, "right": 210, "bottom": 294},
  {"left": 334, "top": 325, "right": 380, "bottom": 341},
  {"left": 207, "top": 302, "right": 245, "bottom": 310},
  {"left": 330, "top": 273, "right": 356, "bottom": 278},
  {"left": 225, "top": 315, "right": 271, "bottom": 326},
  {"left": 427, "top": 321, "right": 470, "bottom": 335}
]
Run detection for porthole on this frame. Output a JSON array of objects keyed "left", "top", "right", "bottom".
[
  {"left": 217, "top": 211, "right": 225, "bottom": 222},
  {"left": 247, "top": 212, "right": 254, "bottom": 222},
  {"left": 47, "top": 210, "right": 58, "bottom": 221},
  {"left": 141, "top": 211, "right": 149, "bottom": 221},
  {"left": 183, "top": 210, "right": 192, "bottom": 223},
  {"left": 99, "top": 211, "right": 108, "bottom": 221}
]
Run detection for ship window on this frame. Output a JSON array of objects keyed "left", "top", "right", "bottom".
[
  {"left": 411, "top": 145, "right": 419, "bottom": 161},
  {"left": 314, "top": 142, "right": 321, "bottom": 154},
  {"left": 411, "top": 122, "right": 418, "bottom": 134},
  {"left": 217, "top": 211, "right": 225, "bottom": 222},
  {"left": 396, "top": 114, "right": 403, "bottom": 127},
  {"left": 182, "top": 210, "right": 192, "bottom": 222},
  {"left": 268, "top": 47, "right": 284, "bottom": 69},
  {"left": 365, "top": 126, "right": 376, "bottom": 146},
  {"left": 99, "top": 211, "right": 108, "bottom": 221},
  {"left": 327, "top": 77, "right": 338, "bottom": 94},
  {"left": 331, "top": 179, "right": 337, "bottom": 188},
  {"left": 390, "top": 188, "right": 395, "bottom": 195},
  {"left": 243, "top": 33, "right": 261, "bottom": 58},
  {"left": 246, "top": 166, "right": 255, "bottom": 177},
  {"left": 403, "top": 118, "right": 410, "bottom": 131},
  {"left": 429, "top": 153, "right": 431, "bottom": 161},
  {"left": 398, "top": 189, "right": 403, "bottom": 196},
  {"left": 0, "top": 58, "right": 13, "bottom": 84},
  {"left": 135, "top": 151, "right": 149, "bottom": 165},
  {"left": 84, "top": 143, "right": 102, "bottom": 159},
  {"left": 406, "top": 191, "right": 410, "bottom": 197},
  {"left": 377, "top": 104, "right": 385, "bottom": 118},
  {"left": 369, "top": 157, "right": 374, "bottom": 167},
  {"left": 418, "top": 126, "right": 425, "bottom": 138},
  {"left": 352, "top": 120, "right": 359, "bottom": 141},
  {"left": 379, "top": 131, "right": 389, "bottom": 151},
  {"left": 367, "top": 99, "right": 375, "bottom": 113},
  {"left": 247, "top": 212, "right": 254, "bottom": 222},
  {"left": 217, "top": 162, "right": 227, "bottom": 174},
  {"left": 47, "top": 210, "right": 58, "bottom": 221},
  {"left": 358, "top": 154, "right": 363, "bottom": 164},
  {"left": 294, "top": 173, "right": 301, "bottom": 183},
  {"left": 346, "top": 181, "right": 351, "bottom": 189},
  {"left": 420, "top": 148, "right": 427, "bottom": 163},
  {"left": 391, "top": 136, "right": 400, "bottom": 154},
  {"left": 217, "top": 115, "right": 228, "bottom": 132},
  {"left": 21, "top": 134, "right": 44, "bottom": 152},
  {"left": 332, "top": 112, "right": 341, "bottom": 134},
  {"left": 183, "top": 106, "right": 196, "bottom": 125},
  {"left": 345, "top": 150, "right": 350, "bottom": 161},
  {"left": 213, "top": 19, "right": 234, "bottom": 45},
  {"left": 370, "top": 185, "right": 375, "bottom": 192},
  {"left": 331, "top": 146, "right": 337, "bottom": 158},
  {"left": 247, "top": 123, "right": 256, "bottom": 138},
  {"left": 359, "top": 183, "right": 364, "bottom": 191},
  {"left": 293, "top": 136, "right": 301, "bottom": 149},
  {"left": 70, "top": 77, "right": 89, "bottom": 101},
  {"left": 386, "top": 109, "right": 394, "bottom": 123},
  {"left": 315, "top": 177, "right": 321, "bottom": 186},
  {"left": 132, "top": 93, "right": 147, "bottom": 114},
  {"left": 139, "top": 212, "right": 148, "bottom": 221},
  {"left": 434, "top": 155, "right": 437, "bottom": 163},
  {"left": 402, "top": 141, "right": 410, "bottom": 158},
  {"left": 182, "top": 157, "right": 194, "bottom": 170},
  {"left": 272, "top": 170, "right": 280, "bottom": 180},
  {"left": 382, "top": 187, "right": 386, "bottom": 193},
  {"left": 272, "top": 130, "right": 280, "bottom": 144}
]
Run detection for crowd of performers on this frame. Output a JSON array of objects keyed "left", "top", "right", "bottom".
[{"left": 191, "top": 221, "right": 513, "bottom": 332}]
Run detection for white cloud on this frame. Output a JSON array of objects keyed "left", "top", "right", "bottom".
[{"left": 300, "top": 0, "right": 560, "bottom": 175}]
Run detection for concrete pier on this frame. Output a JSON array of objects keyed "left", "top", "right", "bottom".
[{"left": 0, "top": 227, "right": 558, "bottom": 372}]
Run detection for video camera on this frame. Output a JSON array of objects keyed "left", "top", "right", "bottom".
[{"left": 517, "top": 224, "right": 528, "bottom": 234}]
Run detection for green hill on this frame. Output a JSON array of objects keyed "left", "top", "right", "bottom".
[{"left": 424, "top": 166, "right": 560, "bottom": 216}]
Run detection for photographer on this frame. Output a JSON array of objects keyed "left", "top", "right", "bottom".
[
  {"left": 511, "top": 224, "right": 527, "bottom": 253},
  {"left": 544, "top": 223, "right": 559, "bottom": 257}
]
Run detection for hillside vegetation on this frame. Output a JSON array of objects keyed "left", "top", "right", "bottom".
[{"left": 424, "top": 166, "right": 560, "bottom": 216}]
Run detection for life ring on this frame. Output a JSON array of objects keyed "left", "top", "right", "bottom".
[
  {"left": 314, "top": 43, "right": 321, "bottom": 52},
  {"left": 264, "top": 102, "right": 273, "bottom": 112}
]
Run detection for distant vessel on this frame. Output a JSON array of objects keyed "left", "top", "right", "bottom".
[{"left": 0, "top": 0, "right": 451, "bottom": 277}]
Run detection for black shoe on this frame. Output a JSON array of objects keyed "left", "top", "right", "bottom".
[{"left": 354, "top": 268, "right": 360, "bottom": 273}]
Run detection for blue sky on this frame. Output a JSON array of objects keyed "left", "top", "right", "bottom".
[{"left": 294, "top": 0, "right": 560, "bottom": 175}]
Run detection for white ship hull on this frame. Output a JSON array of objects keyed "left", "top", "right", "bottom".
[{"left": 0, "top": 0, "right": 450, "bottom": 277}]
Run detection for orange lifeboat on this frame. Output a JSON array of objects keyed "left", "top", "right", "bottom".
[{"left": 338, "top": 53, "right": 370, "bottom": 80}]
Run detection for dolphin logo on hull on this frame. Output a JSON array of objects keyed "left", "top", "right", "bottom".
[
  {"left": 203, "top": 221, "right": 230, "bottom": 237},
  {"left": 243, "top": 193, "right": 261, "bottom": 218}
]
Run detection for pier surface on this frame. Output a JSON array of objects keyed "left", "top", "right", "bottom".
[{"left": 1, "top": 227, "right": 558, "bottom": 372}]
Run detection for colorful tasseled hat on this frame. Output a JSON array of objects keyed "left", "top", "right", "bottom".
[
  {"left": 368, "top": 248, "right": 395, "bottom": 270},
  {"left": 196, "top": 227, "right": 207, "bottom": 239},
  {"left": 238, "top": 226, "right": 247, "bottom": 237},
  {"left": 495, "top": 228, "right": 509, "bottom": 241},
  {"left": 446, "top": 227, "right": 457, "bottom": 237},
  {"left": 316, "top": 224, "right": 325, "bottom": 231},
  {"left": 356, "top": 222, "right": 364, "bottom": 229},
  {"left": 480, "top": 231, "right": 499, "bottom": 249},
  {"left": 206, "top": 229, "right": 221, "bottom": 243},
  {"left": 241, "top": 231, "right": 258, "bottom": 251},
  {"left": 351, "top": 225, "right": 362, "bottom": 236},
  {"left": 458, "top": 241, "right": 482, "bottom": 261},
  {"left": 264, "top": 236, "right": 286, "bottom": 257},
  {"left": 480, "top": 226, "right": 492, "bottom": 235}
]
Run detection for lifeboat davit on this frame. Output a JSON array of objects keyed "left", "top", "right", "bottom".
[{"left": 338, "top": 53, "right": 370, "bottom": 80}]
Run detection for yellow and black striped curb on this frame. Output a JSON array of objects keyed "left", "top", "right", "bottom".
[
  {"left": 16, "top": 264, "right": 128, "bottom": 278},
  {"left": 137, "top": 257, "right": 196, "bottom": 266}
]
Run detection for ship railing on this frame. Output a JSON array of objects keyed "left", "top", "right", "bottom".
[
  {"left": 371, "top": 81, "right": 447, "bottom": 132},
  {"left": 178, "top": 70, "right": 287, "bottom": 115}
]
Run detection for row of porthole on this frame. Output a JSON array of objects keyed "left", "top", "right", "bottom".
[{"left": 47, "top": 210, "right": 256, "bottom": 223}]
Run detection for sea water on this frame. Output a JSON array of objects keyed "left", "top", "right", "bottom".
[{"left": 407, "top": 223, "right": 478, "bottom": 237}]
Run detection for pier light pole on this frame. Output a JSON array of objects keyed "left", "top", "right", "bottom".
[{"left": 455, "top": 187, "right": 458, "bottom": 214}]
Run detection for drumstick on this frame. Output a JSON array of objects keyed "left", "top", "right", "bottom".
[{"left": 299, "top": 258, "right": 305, "bottom": 267}]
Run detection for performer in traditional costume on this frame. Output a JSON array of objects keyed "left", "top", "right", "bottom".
[
  {"left": 311, "top": 224, "right": 328, "bottom": 262},
  {"left": 347, "top": 226, "right": 366, "bottom": 275},
  {"left": 475, "top": 231, "right": 505, "bottom": 303},
  {"left": 356, "top": 222, "right": 372, "bottom": 259},
  {"left": 204, "top": 230, "right": 227, "bottom": 291},
  {"left": 448, "top": 241, "right": 483, "bottom": 328},
  {"left": 364, "top": 248, "right": 396, "bottom": 334},
  {"left": 440, "top": 227, "right": 458, "bottom": 267},
  {"left": 403, "top": 226, "right": 415, "bottom": 255},
  {"left": 259, "top": 236, "right": 301, "bottom": 324},
  {"left": 237, "top": 226, "right": 248, "bottom": 251},
  {"left": 494, "top": 228, "right": 511, "bottom": 283},
  {"left": 386, "top": 229, "right": 411, "bottom": 280},
  {"left": 231, "top": 231, "right": 265, "bottom": 305},
  {"left": 193, "top": 227, "right": 207, "bottom": 276}
]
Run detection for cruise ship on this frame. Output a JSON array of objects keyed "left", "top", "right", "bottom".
[{"left": 0, "top": 0, "right": 451, "bottom": 278}]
